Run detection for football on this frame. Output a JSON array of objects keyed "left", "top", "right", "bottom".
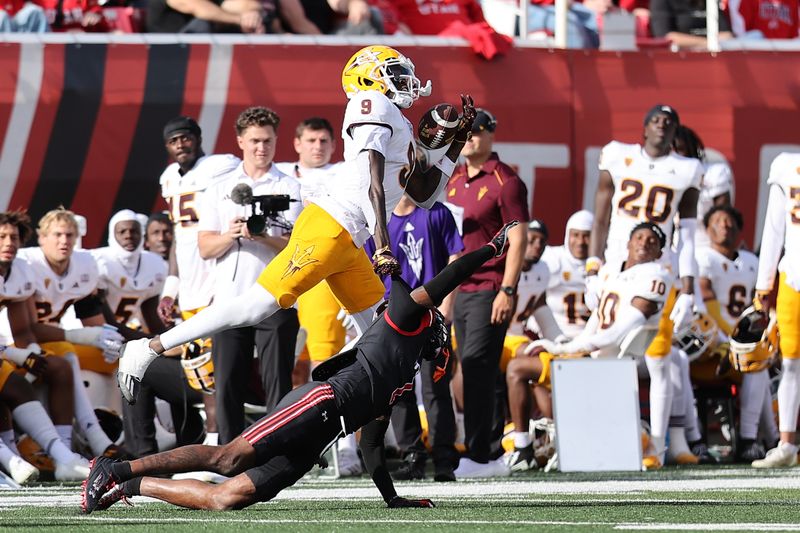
[{"left": 417, "top": 103, "right": 460, "bottom": 150}]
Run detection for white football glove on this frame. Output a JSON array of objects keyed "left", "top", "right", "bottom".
[
  {"left": 65, "top": 325, "right": 124, "bottom": 362},
  {"left": 669, "top": 293, "right": 695, "bottom": 334},
  {"left": 1, "top": 345, "right": 36, "bottom": 366},
  {"left": 584, "top": 274, "right": 602, "bottom": 311},
  {"left": 336, "top": 308, "right": 356, "bottom": 331}
]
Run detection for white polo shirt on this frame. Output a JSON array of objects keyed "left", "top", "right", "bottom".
[{"left": 198, "top": 163, "right": 302, "bottom": 302}]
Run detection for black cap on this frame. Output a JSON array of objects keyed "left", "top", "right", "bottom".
[
  {"left": 643, "top": 104, "right": 679, "bottom": 127},
  {"left": 471, "top": 108, "right": 497, "bottom": 133},
  {"left": 163, "top": 116, "right": 201, "bottom": 142},
  {"left": 630, "top": 221, "right": 667, "bottom": 249},
  {"left": 527, "top": 219, "right": 548, "bottom": 239}
]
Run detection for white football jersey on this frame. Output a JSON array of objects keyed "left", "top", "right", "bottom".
[
  {"left": 17, "top": 247, "right": 99, "bottom": 324},
  {"left": 541, "top": 245, "right": 589, "bottom": 339},
  {"left": 92, "top": 247, "right": 167, "bottom": 330},
  {"left": 599, "top": 142, "right": 703, "bottom": 264},
  {"left": 0, "top": 258, "right": 37, "bottom": 344},
  {"left": 274, "top": 161, "right": 342, "bottom": 203},
  {"left": 0, "top": 258, "right": 36, "bottom": 305},
  {"left": 759, "top": 153, "right": 800, "bottom": 289},
  {"left": 508, "top": 261, "right": 550, "bottom": 337},
  {"left": 592, "top": 260, "right": 673, "bottom": 359},
  {"left": 311, "top": 91, "right": 416, "bottom": 248},
  {"left": 697, "top": 247, "right": 757, "bottom": 329},
  {"left": 159, "top": 153, "right": 240, "bottom": 310},
  {"left": 695, "top": 163, "right": 734, "bottom": 249}
]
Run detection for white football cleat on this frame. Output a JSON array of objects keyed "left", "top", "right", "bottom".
[
  {"left": 337, "top": 448, "right": 363, "bottom": 477},
  {"left": 117, "top": 338, "right": 160, "bottom": 404},
  {"left": 8, "top": 455, "right": 39, "bottom": 484},
  {"left": 55, "top": 454, "right": 91, "bottom": 481},
  {"left": 752, "top": 442, "right": 799, "bottom": 468},
  {"left": 454, "top": 457, "right": 510, "bottom": 479}
]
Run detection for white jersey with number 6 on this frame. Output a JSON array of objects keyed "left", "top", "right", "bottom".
[
  {"left": 599, "top": 142, "right": 703, "bottom": 265},
  {"left": 92, "top": 247, "right": 167, "bottom": 330},
  {"left": 593, "top": 260, "right": 673, "bottom": 359},
  {"left": 312, "top": 91, "right": 416, "bottom": 248},
  {"left": 697, "top": 248, "right": 757, "bottom": 329},
  {"left": 159, "top": 153, "right": 240, "bottom": 310}
]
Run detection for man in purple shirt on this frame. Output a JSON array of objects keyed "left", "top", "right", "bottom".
[
  {"left": 365, "top": 194, "right": 464, "bottom": 481},
  {"left": 445, "top": 109, "right": 529, "bottom": 478}
]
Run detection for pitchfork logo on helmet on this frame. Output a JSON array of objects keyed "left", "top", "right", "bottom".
[
  {"left": 341, "top": 45, "right": 432, "bottom": 109},
  {"left": 673, "top": 311, "right": 719, "bottom": 362},
  {"left": 729, "top": 307, "right": 779, "bottom": 373},
  {"left": 180, "top": 340, "right": 215, "bottom": 394}
]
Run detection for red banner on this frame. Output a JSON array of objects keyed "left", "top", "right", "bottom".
[{"left": 1, "top": 41, "right": 799, "bottom": 247}]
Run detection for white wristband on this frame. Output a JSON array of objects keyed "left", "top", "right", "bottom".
[
  {"left": 434, "top": 157, "right": 457, "bottom": 177},
  {"left": 162, "top": 275, "right": 180, "bottom": 300}
]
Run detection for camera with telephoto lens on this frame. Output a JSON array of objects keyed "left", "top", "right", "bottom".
[{"left": 230, "top": 183, "right": 295, "bottom": 235}]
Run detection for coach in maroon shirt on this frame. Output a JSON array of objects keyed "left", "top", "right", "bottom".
[{"left": 446, "top": 109, "right": 529, "bottom": 477}]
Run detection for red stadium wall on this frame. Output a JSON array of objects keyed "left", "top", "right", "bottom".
[{"left": 1, "top": 41, "right": 799, "bottom": 248}]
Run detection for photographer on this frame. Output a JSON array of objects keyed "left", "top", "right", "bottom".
[{"left": 197, "top": 107, "right": 302, "bottom": 444}]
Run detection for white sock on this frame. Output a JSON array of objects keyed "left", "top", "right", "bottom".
[
  {"left": 338, "top": 432, "right": 357, "bottom": 453},
  {"left": 349, "top": 300, "right": 382, "bottom": 337},
  {"left": 740, "top": 370, "right": 769, "bottom": 440},
  {"left": 55, "top": 425, "right": 73, "bottom": 451},
  {"left": 645, "top": 354, "right": 672, "bottom": 453},
  {"left": 760, "top": 382, "right": 779, "bottom": 444},
  {"left": 63, "top": 353, "right": 111, "bottom": 454},
  {"left": 11, "top": 401, "right": 77, "bottom": 465},
  {"left": 0, "top": 430, "right": 19, "bottom": 456},
  {"left": 777, "top": 358, "right": 800, "bottom": 433},
  {"left": 0, "top": 439, "right": 18, "bottom": 472},
  {"left": 679, "top": 353, "right": 702, "bottom": 443},
  {"left": 161, "top": 283, "right": 280, "bottom": 350},
  {"left": 669, "top": 349, "right": 686, "bottom": 426},
  {"left": 513, "top": 431, "right": 532, "bottom": 449},
  {"left": 667, "top": 426, "right": 692, "bottom": 459}
]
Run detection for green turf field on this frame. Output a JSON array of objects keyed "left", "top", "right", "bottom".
[{"left": 2, "top": 466, "right": 800, "bottom": 532}]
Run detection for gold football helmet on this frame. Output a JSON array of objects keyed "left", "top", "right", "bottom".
[
  {"left": 729, "top": 307, "right": 779, "bottom": 373},
  {"left": 341, "top": 45, "right": 431, "bottom": 108},
  {"left": 673, "top": 311, "right": 719, "bottom": 362},
  {"left": 180, "top": 341, "right": 215, "bottom": 394}
]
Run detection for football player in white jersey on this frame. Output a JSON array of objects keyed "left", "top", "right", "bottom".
[
  {"left": 119, "top": 44, "right": 476, "bottom": 404},
  {"left": 590, "top": 105, "right": 703, "bottom": 467},
  {"left": 695, "top": 204, "right": 777, "bottom": 462},
  {"left": 533, "top": 223, "right": 673, "bottom": 468},
  {"left": 503, "top": 220, "right": 563, "bottom": 471},
  {"left": 541, "top": 210, "right": 593, "bottom": 339},
  {"left": 91, "top": 210, "right": 167, "bottom": 412},
  {"left": 275, "top": 117, "right": 361, "bottom": 476},
  {"left": 672, "top": 125, "right": 734, "bottom": 250},
  {"left": 14, "top": 208, "right": 128, "bottom": 459},
  {"left": 156, "top": 117, "right": 238, "bottom": 447},
  {"left": 751, "top": 152, "right": 800, "bottom": 468},
  {"left": 0, "top": 211, "right": 90, "bottom": 482}
]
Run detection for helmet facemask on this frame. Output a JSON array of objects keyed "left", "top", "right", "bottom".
[{"left": 376, "top": 57, "right": 425, "bottom": 109}]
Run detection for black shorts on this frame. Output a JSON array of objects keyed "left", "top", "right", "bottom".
[{"left": 241, "top": 382, "right": 342, "bottom": 500}]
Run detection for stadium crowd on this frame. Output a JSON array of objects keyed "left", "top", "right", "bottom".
[
  {"left": 1, "top": 0, "right": 799, "bottom": 49},
  {"left": 0, "top": 43, "right": 797, "bottom": 512}
]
